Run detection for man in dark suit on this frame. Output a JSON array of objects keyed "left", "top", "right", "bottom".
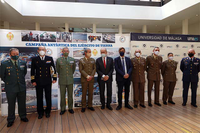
[
  {"left": 115, "top": 47, "right": 133, "bottom": 110},
  {"left": 180, "top": 49, "right": 200, "bottom": 107},
  {"left": 31, "top": 46, "right": 57, "bottom": 119},
  {"left": 96, "top": 48, "right": 114, "bottom": 110},
  {"left": 1, "top": 48, "right": 29, "bottom": 127},
  {"left": 146, "top": 47, "right": 162, "bottom": 107}
]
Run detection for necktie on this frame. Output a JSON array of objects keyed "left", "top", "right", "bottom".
[
  {"left": 103, "top": 58, "right": 106, "bottom": 68},
  {"left": 122, "top": 58, "right": 125, "bottom": 73}
]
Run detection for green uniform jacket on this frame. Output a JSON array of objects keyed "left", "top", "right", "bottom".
[
  {"left": 56, "top": 56, "right": 76, "bottom": 85},
  {"left": 1, "top": 59, "right": 27, "bottom": 92},
  {"left": 79, "top": 57, "right": 96, "bottom": 83}
]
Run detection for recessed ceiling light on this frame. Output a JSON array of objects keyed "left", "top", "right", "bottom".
[
  {"left": 52, "top": 22, "right": 54, "bottom": 24},
  {"left": 21, "top": 21, "right": 23, "bottom": 24},
  {"left": 1, "top": 0, "right": 5, "bottom": 3},
  {"left": 132, "top": 24, "right": 134, "bottom": 26},
  {"left": 155, "top": 25, "right": 158, "bottom": 27},
  {"left": 196, "top": 14, "right": 199, "bottom": 17},
  {"left": 107, "top": 24, "right": 109, "bottom": 25},
  {"left": 80, "top": 23, "right": 82, "bottom": 25},
  {"left": 175, "top": 22, "right": 177, "bottom": 25}
]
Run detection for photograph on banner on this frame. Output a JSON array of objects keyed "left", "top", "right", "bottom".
[
  {"left": 102, "top": 34, "right": 115, "bottom": 43},
  {"left": 72, "top": 33, "right": 87, "bottom": 43},
  {"left": 21, "top": 31, "right": 40, "bottom": 42},
  {"left": 87, "top": 33, "right": 102, "bottom": 43},
  {"left": 73, "top": 82, "right": 100, "bottom": 107},
  {"left": 56, "top": 32, "right": 72, "bottom": 42},
  {"left": 40, "top": 31, "right": 56, "bottom": 42}
]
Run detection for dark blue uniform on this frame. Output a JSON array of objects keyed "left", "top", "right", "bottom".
[
  {"left": 180, "top": 57, "right": 200, "bottom": 105},
  {"left": 31, "top": 56, "right": 57, "bottom": 115}
]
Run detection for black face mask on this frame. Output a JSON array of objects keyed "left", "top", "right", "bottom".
[
  {"left": 188, "top": 53, "right": 194, "bottom": 57},
  {"left": 120, "top": 52, "right": 124, "bottom": 56}
]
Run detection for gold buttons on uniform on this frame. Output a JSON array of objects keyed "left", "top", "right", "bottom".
[
  {"left": 40, "top": 67, "right": 41, "bottom": 69},
  {"left": 40, "top": 75, "right": 42, "bottom": 77},
  {"left": 40, "top": 71, "right": 41, "bottom": 73}
]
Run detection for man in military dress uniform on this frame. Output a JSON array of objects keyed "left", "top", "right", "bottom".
[
  {"left": 56, "top": 47, "right": 76, "bottom": 115},
  {"left": 161, "top": 53, "right": 178, "bottom": 105},
  {"left": 1, "top": 48, "right": 28, "bottom": 127},
  {"left": 146, "top": 47, "right": 162, "bottom": 107},
  {"left": 131, "top": 49, "right": 146, "bottom": 108},
  {"left": 79, "top": 48, "right": 96, "bottom": 112},
  {"left": 180, "top": 49, "right": 200, "bottom": 107},
  {"left": 31, "top": 46, "right": 57, "bottom": 119}
]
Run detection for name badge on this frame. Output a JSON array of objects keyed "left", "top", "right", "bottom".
[
  {"left": 46, "top": 61, "right": 51, "bottom": 63},
  {"left": 70, "top": 61, "right": 74, "bottom": 63},
  {"left": 194, "top": 62, "right": 199, "bottom": 65},
  {"left": 20, "top": 65, "right": 25, "bottom": 68}
]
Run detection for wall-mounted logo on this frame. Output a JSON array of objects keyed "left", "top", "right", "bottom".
[
  {"left": 132, "top": 45, "right": 139, "bottom": 48},
  {"left": 191, "top": 45, "right": 194, "bottom": 48},
  {"left": 182, "top": 46, "right": 188, "bottom": 48},
  {"left": 167, "top": 46, "right": 172, "bottom": 48},
  {"left": 143, "top": 44, "right": 146, "bottom": 47},
  {"left": 176, "top": 44, "right": 179, "bottom": 48},
  {"left": 46, "top": 48, "right": 53, "bottom": 56},
  {"left": 198, "top": 53, "right": 200, "bottom": 57},
  {"left": 187, "top": 37, "right": 198, "bottom": 41},
  {"left": 92, "top": 49, "right": 98, "bottom": 56},
  {"left": 119, "top": 36, "right": 126, "bottom": 43},
  {"left": 160, "top": 44, "right": 163, "bottom": 48},
  {"left": 183, "top": 53, "right": 187, "bottom": 56},
  {"left": 150, "top": 46, "right": 155, "bottom": 48},
  {"left": 174, "top": 54, "right": 180, "bottom": 57},
  {"left": 197, "top": 46, "right": 200, "bottom": 48},
  {"left": 7, "top": 32, "right": 14, "bottom": 41}
]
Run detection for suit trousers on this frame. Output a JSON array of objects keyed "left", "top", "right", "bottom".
[
  {"left": 183, "top": 81, "right": 198, "bottom": 105},
  {"left": 132, "top": 82, "right": 145, "bottom": 105},
  {"left": 60, "top": 84, "right": 73, "bottom": 111},
  {"left": 117, "top": 79, "right": 131, "bottom": 106},
  {"left": 81, "top": 81, "right": 94, "bottom": 108},
  {"left": 162, "top": 81, "right": 176, "bottom": 102},
  {"left": 148, "top": 80, "right": 160, "bottom": 104},
  {"left": 98, "top": 80, "right": 112, "bottom": 106},
  {"left": 36, "top": 84, "right": 52, "bottom": 115},
  {"left": 6, "top": 90, "right": 26, "bottom": 122}
]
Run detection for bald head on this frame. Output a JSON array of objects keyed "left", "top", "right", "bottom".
[
  {"left": 100, "top": 48, "right": 107, "bottom": 54},
  {"left": 188, "top": 49, "right": 195, "bottom": 58}
]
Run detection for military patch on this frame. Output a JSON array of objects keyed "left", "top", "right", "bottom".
[
  {"left": 70, "top": 61, "right": 74, "bottom": 63},
  {"left": 20, "top": 65, "right": 25, "bottom": 68},
  {"left": 46, "top": 61, "right": 51, "bottom": 63},
  {"left": 194, "top": 62, "right": 199, "bottom": 65}
]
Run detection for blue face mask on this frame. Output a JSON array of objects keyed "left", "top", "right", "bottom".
[
  {"left": 11, "top": 55, "right": 19, "bottom": 60},
  {"left": 120, "top": 52, "right": 124, "bottom": 56}
]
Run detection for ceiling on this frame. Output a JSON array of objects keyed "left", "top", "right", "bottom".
[{"left": 0, "top": 1, "right": 200, "bottom": 33}]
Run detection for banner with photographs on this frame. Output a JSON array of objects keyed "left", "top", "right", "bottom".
[
  {"left": 130, "top": 33, "right": 200, "bottom": 101},
  {"left": 0, "top": 29, "right": 130, "bottom": 116}
]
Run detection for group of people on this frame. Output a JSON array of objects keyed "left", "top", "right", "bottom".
[{"left": 1, "top": 46, "right": 200, "bottom": 128}]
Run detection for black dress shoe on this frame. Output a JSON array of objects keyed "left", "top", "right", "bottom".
[
  {"left": 60, "top": 110, "right": 66, "bottom": 115},
  {"left": 7, "top": 122, "right": 14, "bottom": 127},
  {"left": 106, "top": 105, "right": 113, "bottom": 110},
  {"left": 163, "top": 101, "right": 167, "bottom": 105},
  {"left": 46, "top": 113, "right": 50, "bottom": 118},
  {"left": 191, "top": 104, "right": 198, "bottom": 107},
  {"left": 21, "top": 117, "right": 29, "bottom": 122},
  {"left": 182, "top": 103, "right": 186, "bottom": 106},
  {"left": 168, "top": 101, "right": 175, "bottom": 104},
  {"left": 154, "top": 103, "right": 161, "bottom": 106},
  {"left": 134, "top": 105, "right": 138, "bottom": 108},
  {"left": 116, "top": 105, "right": 122, "bottom": 110},
  {"left": 88, "top": 107, "right": 95, "bottom": 111},
  {"left": 148, "top": 103, "right": 152, "bottom": 107},
  {"left": 38, "top": 114, "right": 43, "bottom": 119},
  {"left": 140, "top": 104, "right": 146, "bottom": 108},
  {"left": 125, "top": 104, "right": 133, "bottom": 109},
  {"left": 81, "top": 108, "right": 86, "bottom": 113},
  {"left": 101, "top": 105, "right": 105, "bottom": 110},
  {"left": 68, "top": 109, "right": 74, "bottom": 114}
]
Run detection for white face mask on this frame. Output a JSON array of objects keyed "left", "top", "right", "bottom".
[
  {"left": 87, "top": 53, "right": 91, "bottom": 57},
  {"left": 154, "top": 51, "right": 159, "bottom": 55},
  {"left": 101, "top": 53, "right": 106, "bottom": 58},
  {"left": 39, "top": 51, "right": 45, "bottom": 56},
  {"left": 135, "top": 53, "right": 140, "bottom": 57},
  {"left": 168, "top": 57, "right": 173, "bottom": 60}
]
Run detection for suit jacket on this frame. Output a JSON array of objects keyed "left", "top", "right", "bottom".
[
  {"left": 1, "top": 58, "right": 27, "bottom": 92},
  {"left": 146, "top": 55, "right": 162, "bottom": 81},
  {"left": 131, "top": 57, "right": 146, "bottom": 83},
  {"left": 180, "top": 57, "right": 200, "bottom": 82},
  {"left": 96, "top": 56, "right": 114, "bottom": 82},
  {"left": 31, "top": 56, "right": 57, "bottom": 86},
  {"left": 56, "top": 56, "right": 76, "bottom": 85},
  {"left": 162, "top": 60, "right": 178, "bottom": 82},
  {"left": 114, "top": 56, "right": 132, "bottom": 82},
  {"left": 79, "top": 57, "right": 96, "bottom": 83}
]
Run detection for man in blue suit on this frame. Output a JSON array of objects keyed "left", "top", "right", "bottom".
[
  {"left": 115, "top": 47, "right": 133, "bottom": 110},
  {"left": 180, "top": 49, "right": 200, "bottom": 107}
]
